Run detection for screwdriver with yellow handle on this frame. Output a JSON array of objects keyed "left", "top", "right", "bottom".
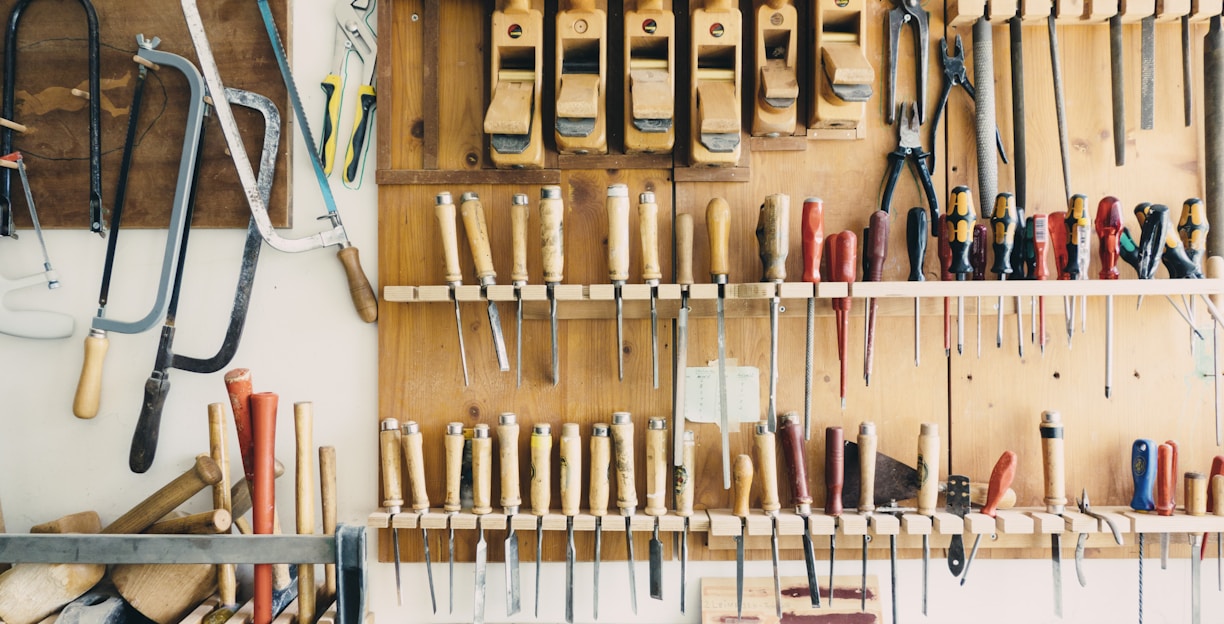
[
  {"left": 946, "top": 187, "right": 977, "bottom": 356},
  {"left": 1178, "top": 198, "right": 1208, "bottom": 355}
]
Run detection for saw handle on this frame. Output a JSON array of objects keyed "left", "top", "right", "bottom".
[
  {"left": 639, "top": 193, "right": 662, "bottom": 283},
  {"left": 73, "top": 329, "right": 108, "bottom": 419},
  {"left": 561, "top": 423, "right": 582, "bottom": 517},
  {"left": 753, "top": 422, "right": 780, "bottom": 514},
  {"left": 402, "top": 422, "right": 429, "bottom": 512},
  {"left": 460, "top": 193, "right": 497, "bottom": 282},
  {"left": 511, "top": 194, "right": 530, "bottom": 284},
  {"left": 530, "top": 424, "right": 553, "bottom": 516},
  {"left": 756, "top": 194, "right": 789, "bottom": 282},
  {"left": 707, "top": 198, "right": 731, "bottom": 281},
  {"left": 590, "top": 423, "right": 611, "bottom": 517},
  {"left": 337, "top": 246, "right": 377, "bottom": 323},
  {"left": 917, "top": 423, "right": 940, "bottom": 516},
  {"left": 472, "top": 425, "right": 492, "bottom": 515},
  {"left": 1131, "top": 439, "right": 1157, "bottom": 511},
  {"left": 732, "top": 454, "right": 753, "bottom": 519},
  {"left": 778, "top": 412, "right": 812, "bottom": 511},
  {"left": 676, "top": 213, "right": 694, "bottom": 286},
  {"left": 540, "top": 185, "right": 565, "bottom": 284},
  {"left": 857, "top": 422, "right": 877, "bottom": 513},
  {"left": 645, "top": 418, "right": 667, "bottom": 516},
  {"left": 801, "top": 198, "right": 824, "bottom": 283},
  {"left": 607, "top": 184, "right": 630, "bottom": 283},
  {"left": 498, "top": 413, "right": 522, "bottom": 510},
  {"left": 444, "top": 423, "right": 464, "bottom": 513},
  {"left": 824, "top": 426, "right": 844, "bottom": 517},
  {"left": 130, "top": 337, "right": 173, "bottom": 473},
  {"left": 981, "top": 451, "right": 1017, "bottom": 517}
]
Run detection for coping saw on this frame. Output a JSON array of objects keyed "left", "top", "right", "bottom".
[{"left": 0, "top": 152, "right": 71, "bottom": 340}]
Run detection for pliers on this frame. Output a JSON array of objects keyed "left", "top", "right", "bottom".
[
  {"left": 881, "top": 102, "right": 939, "bottom": 228},
  {"left": 1074, "top": 489, "right": 1123, "bottom": 587},
  {"left": 320, "top": 0, "right": 377, "bottom": 185},
  {"left": 886, "top": 0, "right": 928, "bottom": 125},
  {"left": 930, "top": 36, "right": 1006, "bottom": 169}
]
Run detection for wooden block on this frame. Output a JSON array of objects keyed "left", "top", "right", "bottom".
[
  {"left": 367, "top": 512, "right": 390, "bottom": 529},
  {"left": 759, "top": 61, "right": 798, "bottom": 100},
  {"left": 1084, "top": 0, "right": 1121, "bottom": 20},
  {"left": 901, "top": 514, "right": 933, "bottom": 534},
  {"left": 708, "top": 509, "right": 744, "bottom": 536},
  {"left": 964, "top": 512, "right": 998, "bottom": 534},
  {"left": 1156, "top": 0, "right": 1191, "bottom": 18},
  {"left": 1190, "top": 0, "right": 1223, "bottom": 20},
  {"left": 808, "top": 513, "right": 837, "bottom": 534},
  {"left": 701, "top": 576, "right": 882, "bottom": 623},
  {"left": 839, "top": 513, "right": 869, "bottom": 535},
  {"left": 1119, "top": 0, "right": 1156, "bottom": 21},
  {"left": 931, "top": 512, "right": 965, "bottom": 534},
  {"left": 484, "top": 81, "right": 535, "bottom": 135},
  {"left": 869, "top": 513, "right": 901, "bottom": 535},
  {"left": 691, "top": 512, "right": 713, "bottom": 533},
  {"left": 555, "top": 285, "right": 587, "bottom": 300},
  {"left": 776, "top": 513, "right": 806, "bottom": 535},
  {"left": 821, "top": 43, "right": 873, "bottom": 86},
  {"left": 990, "top": 0, "right": 1021, "bottom": 19},
  {"left": 746, "top": 514, "right": 772, "bottom": 536},
  {"left": 658, "top": 515, "right": 686, "bottom": 532},
  {"left": 778, "top": 282, "right": 814, "bottom": 298},
  {"left": 449, "top": 513, "right": 479, "bottom": 530},
  {"left": 390, "top": 513, "right": 418, "bottom": 529},
  {"left": 815, "top": 282, "right": 849, "bottom": 298},
  {"left": 556, "top": 73, "right": 601, "bottom": 118},
  {"left": 521, "top": 285, "right": 550, "bottom": 301},
  {"left": 455, "top": 285, "right": 484, "bottom": 301},
  {"left": 630, "top": 69, "right": 673, "bottom": 119},
  {"left": 1062, "top": 510, "right": 1098, "bottom": 533},
  {"left": 416, "top": 286, "right": 451, "bottom": 302},
  {"left": 1055, "top": 0, "right": 1087, "bottom": 19},
  {"left": 1029, "top": 511, "right": 1065, "bottom": 533},
  {"left": 1020, "top": 0, "right": 1053, "bottom": 21},
  {"left": 697, "top": 81, "right": 741, "bottom": 133},
  {"left": 1127, "top": 511, "right": 1224, "bottom": 532},
  {"left": 512, "top": 514, "right": 538, "bottom": 531},
  {"left": 1097, "top": 510, "right": 1133, "bottom": 533},
  {"left": 588, "top": 284, "right": 615, "bottom": 300},
  {"left": 420, "top": 511, "right": 449, "bottom": 530},
  {"left": 995, "top": 510, "right": 1036, "bottom": 534},
  {"left": 947, "top": 0, "right": 986, "bottom": 24},
  {"left": 622, "top": 284, "right": 653, "bottom": 300}
]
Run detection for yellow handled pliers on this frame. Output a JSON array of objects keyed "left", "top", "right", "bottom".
[{"left": 320, "top": 0, "right": 377, "bottom": 184}]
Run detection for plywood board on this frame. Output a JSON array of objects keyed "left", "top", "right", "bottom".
[{"left": 700, "top": 575, "right": 884, "bottom": 624}]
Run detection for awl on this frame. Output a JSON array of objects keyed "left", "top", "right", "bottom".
[
  {"left": 460, "top": 192, "right": 510, "bottom": 371},
  {"left": 674, "top": 213, "right": 694, "bottom": 462},
  {"left": 510, "top": 193, "right": 529, "bottom": 387}
]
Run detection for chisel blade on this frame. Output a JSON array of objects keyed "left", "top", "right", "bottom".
[
  {"left": 566, "top": 518, "right": 575, "bottom": 624},
  {"left": 515, "top": 292, "right": 523, "bottom": 387},
  {"left": 650, "top": 290, "right": 658, "bottom": 389},
  {"left": 767, "top": 296, "right": 779, "bottom": 433},
  {"left": 770, "top": 520, "right": 782, "bottom": 617},
  {"left": 626, "top": 516, "right": 638, "bottom": 614},
  {"left": 1052, "top": 533, "right": 1063, "bottom": 617},
  {"left": 505, "top": 517, "right": 520, "bottom": 615},
  {"left": 735, "top": 532, "right": 745, "bottom": 620},
  {"left": 452, "top": 299, "right": 469, "bottom": 386},
  {"left": 448, "top": 520, "right": 455, "bottom": 614},
  {"left": 536, "top": 518, "right": 544, "bottom": 617},
  {"left": 422, "top": 528, "right": 436, "bottom": 613},
  {"left": 717, "top": 293, "right": 730, "bottom": 489},
  {"left": 805, "top": 298, "right": 815, "bottom": 439},
  {"left": 485, "top": 299, "right": 510, "bottom": 371},
  {"left": 473, "top": 521, "right": 487, "bottom": 624},
  {"left": 593, "top": 518, "right": 602, "bottom": 620},
  {"left": 615, "top": 287, "right": 624, "bottom": 381},
  {"left": 673, "top": 296, "right": 689, "bottom": 465},
  {"left": 1192, "top": 534, "right": 1202, "bottom": 624},
  {"left": 801, "top": 528, "right": 820, "bottom": 607},
  {"left": 680, "top": 520, "right": 689, "bottom": 613},
  {"left": 649, "top": 522, "right": 663, "bottom": 600},
  {"left": 391, "top": 524, "right": 402, "bottom": 606},
  {"left": 1110, "top": 15, "right": 1125, "bottom": 166},
  {"left": 550, "top": 288, "right": 559, "bottom": 385}
]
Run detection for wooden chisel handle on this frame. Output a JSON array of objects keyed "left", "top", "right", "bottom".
[
  {"left": 676, "top": 214, "right": 694, "bottom": 286},
  {"left": 857, "top": 422, "right": 877, "bottom": 514},
  {"left": 530, "top": 424, "right": 552, "bottom": 516},
  {"left": 1187, "top": 473, "right": 1208, "bottom": 516},
  {"left": 207, "top": 402, "right": 237, "bottom": 606},
  {"left": 540, "top": 185, "right": 565, "bottom": 284},
  {"left": 675, "top": 430, "right": 695, "bottom": 517},
  {"left": 824, "top": 427, "right": 843, "bottom": 517},
  {"left": 445, "top": 423, "right": 465, "bottom": 513},
  {"left": 435, "top": 191, "right": 463, "bottom": 285},
  {"left": 296, "top": 402, "right": 316, "bottom": 624},
  {"left": 319, "top": 445, "right": 338, "bottom": 600},
  {"left": 645, "top": 418, "right": 667, "bottom": 516},
  {"left": 590, "top": 423, "right": 611, "bottom": 517},
  {"left": 1213, "top": 474, "right": 1224, "bottom": 517},
  {"left": 102, "top": 455, "right": 222, "bottom": 534},
  {"left": 778, "top": 412, "right": 811, "bottom": 514},
  {"left": 981, "top": 451, "right": 1017, "bottom": 518},
  {"left": 460, "top": 193, "right": 497, "bottom": 283},
  {"left": 801, "top": 199, "right": 824, "bottom": 284},
  {"left": 146, "top": 509, "right": 232, "bottom": 534},
  {"left": 917, "top": 423, "right": 939, "bottom": 517},
  {"left": 511, "top": 194, "right": 530, "bottom": 284},
  {"left": 610, "top": 412, "right": 638, "bottom": 512},
  {"left": 639, "top": 193, "right": 661, "bottom": 283},
  {"left": 224, "top": 368, "right": 256, "bottom": 485},
  {"left": 732, "top": 455, "right": 753, "bottom": 519},
  {"left": 250, "top": 392, "right": 278, "bottom": 624},
  {"left": 498, "top": 413, "right": 522, "bottom": 512},
  {"left": 73, "top": 329, "right": 108, "bottom": 419},
  {"left": 707, "top": 198, "right": 731, "bottom": 281},
  {"left": 472, "top": 425, "right": 492, "bottom": 516},
  {"left": 753, "top": 422, "right": 780, "bottom": 514},
  {"left": 1040, "top": 411, "right": 1066, "bottom": 514},
  {"left": 30, "top": 511, "right": 101, "bottom": 534},
  {"left": 607, "top": 184, "right": 630, "bottom": 283},
  {"left": 379, "top": 419, "right": 404, "bottom": 512},
  {"left": 337, "top": 246, "right": 378, "bottom": 323},
  {"left": 560, "top": 423, "right": 582, "bottom": 517},
  {"left": 402, "top": 422, "right": 430, "bottom": 512},
  {"left": 756, "top": 194, "right": 789, "bottom": 282},
  {"left": 1164, "top": 439, "right": 1180, "bottom": 509}
]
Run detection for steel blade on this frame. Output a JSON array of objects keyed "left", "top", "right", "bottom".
[
  {"left": 486, "top": 300, "right": 510, "bottom": 371},
  {"left": 453, "top": 299, "right": 469, "bottom": 387},
  {"left": 550, "top": 293, "right": 559, "bottom": 385},
  {"left": 673, "top": 296, "right": 689, "bottom": 464},
  {"left": 505, "top": 518, "right": 520, "bottom": 615},
  {"left": 717, "top": 293, "right": 730, "bottom": 489},
  {"left": 515, "top": 293, "right": 523, "bottom": 387},
  {"left": 771, "top": 520, "right": 782, "bottom": 617},
  {"left": 1141, "top": 15, "right": 1155, "bottom": 129},
  {"left": 615, "top": 288, "right": 624, "bottom": 381},
  {"left": 566, "top": 519, "right": 575, "bottom": 623},
  {"left": 392, "top": 524, "right": 402, "bottom": 606},
  {"left": 735, "top": 533, "right": 745, "bottom": 619},
  {"left": 650, "top": 290, "right": 658, "bottom": 389},
  {"left": 767, "top": 296, "right": 779, "bottom": 432},
  {"left": 448, "top": 520, "right": 455, "bottom": 614},
  {"left": 474, "top": 522, "right": 487, "bottom": 624},
  {"left": 1192, "top": 534, "right": 1202, "bottom": 624},
  {"left": 649, "top": 522, "right": 663, "bottom": 600},
  {"left": 680, "top": 521, "right": 689, "bottom": 613},
  {"left": 805, "top": 298, "right": 814, "bottom": 439},
  {"left": 422, "top": 528, "right": 436, "bottom": 613},
  {"left": 593, "top": 520, "right": 602, "bottom": 620},
  {"left": 1052, "top": 533, "right": 1063, "bottom": 617},
  {"left": 536, "top": 519, "right": 543, "bottom": 617},
  {"left": 802, "top": 531, "right": 820, "bottom": 607},
  {"left": 626, "top": 517, "right": 638, "bottom": 614}
]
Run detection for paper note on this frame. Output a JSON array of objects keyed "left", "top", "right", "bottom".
[{"left": 684, "top": 361, "right": 760, "bottom": 426}]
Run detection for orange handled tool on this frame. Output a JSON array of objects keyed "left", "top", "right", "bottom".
[
  {"left": 828, "top": 232, "right": 857, "bottom": 410},
  {"left": 250, "top": 391, "right": 279, "bottom": 624},
  {"left": 959, "top": 450, "right": 1017, "bottom": 585},
  {"left": 864, "top": 211, "right": 889, "bottom": 385},
  {"left": 801, "top": 199, "right": 824, "bottom": 439},
  {"left": 223, "top": 368, "right": 256, "bottom": 485},
  {"left": 1032, "top": 214, "right": 1049, "bottom": 354},
  {"left": 1202, "top": 456, "right": 1224, "bottom": 560}
]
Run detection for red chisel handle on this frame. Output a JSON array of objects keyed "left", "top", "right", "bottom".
[
  {"left": 1156, "top": 443, "right": 1175, "bottom": 517},
  {"left": 250, "top": 391, "right": 279, "bottom": 624},
  {"left": 981, "top": 451, "right": 1017, "bottom": 517},
  {"left": 825, "top": 426, "right": 844, "bottom": 517},
  {"left": 802, "top": 198, "right": 825, "bottom": 284},
  {"left": 1095, "top": 197, "right": 1122, "bottom": 280}
]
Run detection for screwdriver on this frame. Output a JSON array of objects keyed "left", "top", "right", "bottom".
[
  {"left": 907, "top": 207, "right": 928, "bottom": 367},
  {"left": 675, "top": 430, "right": 695, "bottom": 612},
  {"left": 511, "top": 194, "right": 529, "bottom": 387},
  {"left": 639, "top": 192, "right": 662, "bottom": 389},
  {"left": 402, "top": 421, "right": 436, "bottom": 613},
  {"left": 589, "top": 423, "right": 610, "bottom": 619},
  {"left": 645, "top": 418, "right": 667, "bottom": 602},
  {"left": 1159, "top": 440, "right": 1179, "bottom": 570},
  {"left": 1049, "top": 207, "right": 1070, "bottom": 345},
  {"left": 1200, "top": 456, "right": 1224, "bottom": 566},
  {"left": 1064, "top": 194, "right": 1090, "bottom": 345},
  {"left": 829, "top": 232, "right": 857, "bottom": 410},
  {"left": 443, "top": 422, "right": 463, "bottom": 615},
  {"left": 459, "top": 192, "right": 510, "bottom": 371},
  {"left": 778, "top": 411, "right": 820, "bottom": 607},
  {"left": 857, "top": 422, "right": 876, "bottom": 610},
  {"left": 753, "top": 421, "right": 783, "bottom": 617},
  {"left": 959, "top": 450, "right": 1017, "bottom": 585},
  {"left": 937, "top": 214, "right": 952, "bottom": 358},
  {"left": 497, "top": 413, "right": 522, "bottom": 615},
  {"left": 1131, "top": 438, "right": 1156, "bottom": 624},
  {"left": 1032, "top": 214, "right": 1050, "bottom": 355},
  {"left": 1023, "top": 216, "right": 1037, "bottom": 345},
  {"left": 1040, "top": 411, "right": 1066, "bottom": 618},
  {"left": 917, "top": 422, "right": 940, "bottom": 615},
  {"left": 990, "top": 193, "right": 1020, "bottom": 356},
  {"left": 560, "top": 422, "right": 581, "bottom": 623},
  {"left": 471, "top": 424, "right": 491, "bottom": 624},
  {"left": 864, "top": 210, "right": 888, "bottom": 385},
  {"left": 825, "top": 426, "right": 844, "bottom": 607},
  {"left": 530, "top": 423, "right": 552, "bottom": 617},
  {"left": 607, "top": 184, "right": 630, "bottom": 381},
  {"left": 540, "top": 185, "right": 565, "bottom": 385},
  {"left": 707, "top": 198, "right": 732, "bottom": 487},
  {"left": 971, "top": 222, "right": 987, "bottom": 358},
  {"left": 674, "top": 214, "right": 694, "bottom": 460},
  {"left": 947, "top": 187, "right": 977, "bottom": 356},
  {"left": 802, "top": 199, "right": 825, "bottom": 438},
  {"left": 1178, "top": 198, "right": 1208, "bottom": 355},
  {"left": 757, "top": 194, "right": 789, "bottom": 432},
  {"left": 731, "top": 454, "right": 753, "bottom": 621},
  {"left": 1095, "top": 197, "right": 1123, "bottom": 398},
  {"left": 610, "top": 412, "right": 639, "bottom": 614},
  {"left": 434, "top": 192, "right": 469, "bottom": 385}
]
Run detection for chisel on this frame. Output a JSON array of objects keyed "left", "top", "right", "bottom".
[
  {"left": 1064, "top": 195, "right": 1090, "bottom": 348},
  {"left": 402, "top": 421, "right": 436, "bottom": 613},
  {"left": 758, "top": 194, "right": 789, "bottom": 431},
  {"left": 674, "top": 213, "right": 694, "bottom": 462},
  {"left": 590, "top": 422, "right": 610, "bottom": 619},
  {"left": 540, "top": 185, "right": 565, "bottom": 385},
  {"left": 443, "top": 422, "right": 464, "bottom": 614},
  {"left": 294, "top": 403, "right": 315, "bottom": 624},
  {"left": 1095, "top": 197, "right": 1123, "bottom": 397},
  {"left": 607, "top": 184, "right": 630, "bottom": 381},
  {"left": 471, "top": 424, "right": 491, "bottom": 624},
  {"left": 1041, "top": 410, "right": 1066, "bottom": 618},
  {"left": 530, "top": 423, "right": 552, "bottom": 617},
  {"left": 754, "top": 421, "right": 783, "bottom": 617},
  {"left": 1132, "top": 438, "right": 1156, "bottom": 623},
  {"left": 779, "top": 412, "right": 820, "bottom": 606},
  {"left": 947, "top": 187, "right": 977, "bottom": 356},
  {"left": 959, "top": 450, "right": 1017, "bottom": 585},
  {"left": 907, "top": 207, "right": 927, "bottom": 366},
  {"left": 732, "top": 454, "right": 753, "bottom": 621},
  {"left": 639, "top": 192, "right": 662, "bottom": 389},
  {"left": 864, "top": 211, "right": 888, "bottom": 383},
  {"left": 560, "top": 423, "right": 582, "bottom": 623},
  {"left": 511, "top": 193, "right": 529, "bottom": 387},
  {"left": 645, "top": 418, "right": 667, "bottom": 601},
  {"left": 917, "top": 422, "right": 940, "bottom": 615},
  {"left": 675, "top": 430, "right": 695, "bottom": 612},
  {"left": 610, "top": 412, "right": 639, "bottom": 613},
  {"left": 707, "top": 198, "right": 732, "bottom": 487},
  {"left": 435, "top": 192, "right": 469, "bottom": 386},
  {"left": 497, "top": 413, "right": 522, "bottom": 615},
  {"left": 1202, "top": 457, "right": 1224, "bottom": 581},
  {"left": 377, "top": 419, "right": 404, "bottom": 606},
  {"left": 1186, "top": 472, "right": 1207, "bottom": 624},
  {"left": 826, "top": 426, "right": 844, "bottom": 605},
  {"left": 1158, "top": 440, "right": 1179, "bottom": 569},
  {"left": 1178, "top": 199, "right": 1208, "bottom": 352},
  {"left": 857, "top": 422, "right": 876, "bottom": 610},
  {"left": 802, "top": 199, "right": 825, "bottom": 435},
  {"left": 460, "top": 192, "right": 510, "bottom": 372}
]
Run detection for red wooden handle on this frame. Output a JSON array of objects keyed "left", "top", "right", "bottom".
[
  {"left": 224, "top": 368, "right": 256, "bottom": 485},
  {"left": 801, "top": 198, "right": 824, "bottom": 284},
  {"left": 866, "top": 210, "right": 889, "bottom": 282},
  {"left": 249, "top": 391, "right": 279, "bottom": 624},
  {"left": 1156, "top": 443, "right": 1175, "bottom": 517},
  {"left": 1164, "top": 439, "right": 1179, "bottom": 508},
  {"left": 981, "top": 451, "right": 1017, "bottom": 518},
  {"left": 778, "top": 413, "right": 811, "bottom": 508},
  {"left": 1049, "top": 212, "right": 1069, "bottom": 280},
  {"left": 1095, "top": 196, "right": 1123, "bottom": 280},
  {"left": 824, "top": 426, "right": 844, "bottom": 517},
  {"left": 1033, "top": 214, "right": 1050, "bottom": 281},
  {"left": 937, "top": 215, "right": 952, "bottom": 282}
]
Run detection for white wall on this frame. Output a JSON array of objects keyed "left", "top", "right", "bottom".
[{"left": 0, "top": 1, "right": 1220, "bottom": 623}]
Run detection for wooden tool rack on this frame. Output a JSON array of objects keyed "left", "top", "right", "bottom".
[{"left": 373, "top": 0, "right": 1224, "bottom": 569}]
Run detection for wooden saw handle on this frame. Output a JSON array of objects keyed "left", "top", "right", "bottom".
[
  {"left": 73, "top": 330, "right": 108, "bottom": 419},
  {"left": 337, "top": 246, "right": 378, "bottom": 323},
  {"left": 295, "top": 402, "right": 316, "bottom": 624}
]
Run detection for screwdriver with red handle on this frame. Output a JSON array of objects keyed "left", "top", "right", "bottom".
[
  {"left": 828, "top": 231, "right": 857, "bottom": 410},
  {"left": 1159, "top": 440, "right": 1179, "bottom": 570},
  {"left": 1095, "top": 197, "right": 1123, "bottom": 398},
  {"left": 864, "top": 211, "right": 888, "bottom": 386},
  {"left": 959, "top": 450, "right": 1018, "bottom": 585},
  {"left": 801, "top": 199, "right": 824, "bottom": 440},
  {"left": 1032, "top": 214, "right": 1050, "bottom": 355},
  {"left": 907, "top": 207, "right": 928, "bottom": 367},
  {"left": 937, "top": 215, "right": 952, "bottom": 358},
  {"left": 825, "top": 426, "right": 844, "bottom": 606},
  {"left": 971, "top": 223, "right": 987, "bottom": 358},
  {"left": 1200, "top": 455, "right": 1223, "bottom": 584},
  {"left": 946, "top": 187, "right": 977, "bottom": 356},
  {"left": 1048, "top": 205, "right": 1070, "bottom": 347}
]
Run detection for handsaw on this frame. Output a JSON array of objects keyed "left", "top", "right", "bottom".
[
  {"left": 180, "top": 0, "right": 378, "bottom": 323},
  {"left": 842, "top": 441, "right": 1017, "bottom": 510}
]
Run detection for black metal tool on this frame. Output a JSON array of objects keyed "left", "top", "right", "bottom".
[
  {"left": 946, "top": 475, "right": 970, "bottom": 576},
  {"left": 881, "top": 103, "right": 939, "bottom": 225},
  {"left": 929, "top": 36, "right": 1006, "bottom": 169},
  {"left": 885, "top": 0, "right": 929, "bottom": 124}
]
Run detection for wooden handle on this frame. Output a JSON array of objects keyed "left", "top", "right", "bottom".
[
  {"left": 590, "top": 423, "right": 611, "bottom": 516},
  {"left": 224, "top": 368, "right": 256, "bottom": 485},
  {"left": 460, "top": 193, "right": 497, "bottom": 282},
  {"left": 1187, "top": 472, "right": 1208, "bottom": 516},
  {"left": 445, "top": 423, "right": 465, "bottom": 513},
  {"left": 801, "top": 198, "right": 825, "bottom": 283},
  {"left": 435, "top": 191, "right": 463, "bottom": 284},
  {"left": 540, "top": 185, "right": 565, "bottom": 283},
  {"left": 530, "top": 424, "right": 552, "bottom": 515},
  {"left": 824, "top": 427, "right": 844, "bottom": 517},
  {"left": 917, "top": 423, "right": 940, "bottom": 516},
  {"left": 1156, "top": 443, "right": 1175, "bottom": 516},
  {"left": 319, "top": 445, "right": 338, "bottom": 599},
  {"left": 610, "top": 412, "right": 638, "bottom": 512},
  {"left": 607, "top": 184, "right": 630, "bottom": 283},
  {"left": 676, "top": 213, "right": 694, "bottom": 286},
  {"left": 706, "top": 198, "right": 731, "bottom": 280},
  {"left": 230, "top": 460, "right": 286, "bottom": 519},
  {"left": 778, "top": 412, "right": 811, "bottom": 513},
  {"left": 249, "top": 392, "right": 278, "bottom": 624},
  {"left": 560, "top": 423, "right": 582, "bottom": 516},
  {"left": 498, "top": 414, "right": 522, "bottom": 510},
  {"left": 295, "top": 403, "right": 316, "bottom": 624},
  {"left": 756, "top": 194, "right": 790, "bottom": 282},
  {"left": 102, "top": 455, "right": 222, "bottom": 534},
  {"left": 30, "top": 511, "right": 101, "bottom": 534},
  {"left": 857, "top": 422, "right": 877, "bottom": 513},
  {"left": 675, "top": 430, "right": 695, "bottom": 517},
  {"left": 402, "top": 422, "right": 430, "bottom": 512},
  {"left": 511, "top": 194, "right": 530, "bottom": 284},
  {"left": 645, "top": 418, "right": 667, "bottom": 516},
  {"left": 867, "top": 211, "right": 890, "bottom": 282},
  {"left": 1165, "top": 439, "right": 1180, "bottom": 509},
  {"left": 337, "top": 246, "right": 378, "bottom": 323},
  {"left": 732, "top": 454, "right": 753, "bottom": 519},
  {"left": 1214, "top": 474, "right": 1224, "bottom": 516},
  {"left": 147, "top": 509, "right": 232, "bottom": 534},
  {"left": 981, "top": 451, "right": 1018, "bottom": 517},
  {"left": 73, "top": 330, "right": 108, "bottom": 419},
  {"left": 752, "top": 422, "right": 780, "bottom": 514},
  {"left": 970, "top": 483, "right": 1016, "bottom": 509},
  {"left": 639, "top": 192, "right": 662, "bottom": 282},
  {"left": 1040, "top": 411, "right": 1066, "bottom": 513},
  {"left": 208, "top": 402, "right": 236, "bottom": 606},
  {"left": 473, "top": 425, "right": 492, "bottom": 515},
  {"left": 379, "top": 419, "right": 404, "bottom": 511}
]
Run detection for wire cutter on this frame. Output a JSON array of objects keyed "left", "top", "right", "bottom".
[
  {"left": 930, "top": 36, "right": 1006, "bottom": 168},
  {"left": 320, "top": 0, "right": 377, "bottom": 185},
  {"left": 881, "top": 103, "right": 939, "bottom": 227},
  {"left": 885, "top": 0, "right": 928, "bottom": 125}
]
